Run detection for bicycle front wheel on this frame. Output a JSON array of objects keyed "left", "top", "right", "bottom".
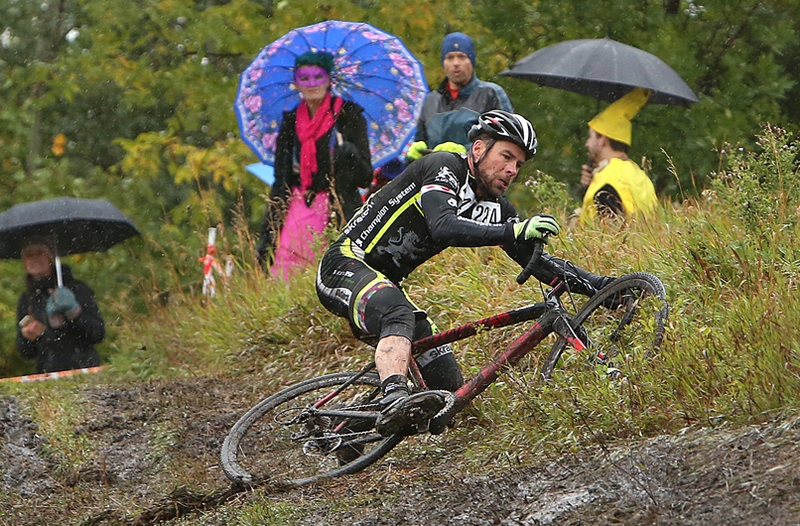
[
  {"left": 220, "top": 372, "right": 403, "bottom": 487},
  {"left": 541, "top": 272, "right": 668, "bottom": 381}
]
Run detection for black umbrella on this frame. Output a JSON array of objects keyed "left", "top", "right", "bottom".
[
  {"left": 500, "top": 37, "right": 699, "bottom": 107},
  {"left": 0, "top": 197, "right": 140, "bottom": 285}
]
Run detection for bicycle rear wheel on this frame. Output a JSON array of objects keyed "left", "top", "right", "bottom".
[
  {"left": 220, "top": 371, "right": 403, "bottom": 487},
  {"left": 541, "top": 272, "right": 668, "bottom": 381}
]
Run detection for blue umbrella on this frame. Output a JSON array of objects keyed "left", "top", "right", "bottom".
[
  {"left": 234, "top": 20, "right": 428, "bottom": 169},
  {"left": 245, "top": 163, "right": 275, "bottom": 186}
]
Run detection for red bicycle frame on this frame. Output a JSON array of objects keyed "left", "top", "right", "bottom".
[{"left": 410, "top": 300, "right": 585, "bottom": 425}]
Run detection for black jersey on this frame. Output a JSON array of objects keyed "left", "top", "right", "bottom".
[{"left": 340, "top": 151, "right": 532, "bottom": 283}]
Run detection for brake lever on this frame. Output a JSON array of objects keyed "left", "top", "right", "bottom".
[{"left": 516, "top": 237, "right": 546, "bottom": 285}]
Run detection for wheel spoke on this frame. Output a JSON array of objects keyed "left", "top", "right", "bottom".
[
  {"left": 541, "top": 273, "right": 668, "bottom": 381},
  {"left": 221, "top": 372, "right": 403, "bottom": 486}
]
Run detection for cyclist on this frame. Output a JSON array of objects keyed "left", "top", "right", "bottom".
[{"left": 316, "top": 110, "right": 614, "bottom": 436}]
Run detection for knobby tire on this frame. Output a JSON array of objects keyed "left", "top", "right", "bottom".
[
  {"left": 220, "top": 372, "right": 403, "bottom": 488},
  {"left": 541, "top": 272, "right": 668, "bottom": 381}
]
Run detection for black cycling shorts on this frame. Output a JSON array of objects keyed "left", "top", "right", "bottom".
[
  {"left": 316, "top": 237, "right": 464, "bottom": 391},
  {"left": 316, "top": 237, "right": 418, "bottom": 343}
]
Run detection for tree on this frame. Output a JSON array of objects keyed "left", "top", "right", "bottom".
[
  {"left": 471, "top": 0, "right": 796, "bottom": 202},
  {"left": 1, "top": 0, "right": 798, "bottom": 374}
]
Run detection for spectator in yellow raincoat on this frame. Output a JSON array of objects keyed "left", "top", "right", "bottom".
[{"left": 579, "top": 88, "right": 658, "bottom": 221}]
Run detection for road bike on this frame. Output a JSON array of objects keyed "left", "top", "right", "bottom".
[{"left": 220, "top": 242, "right": 668, "bottom": 488}]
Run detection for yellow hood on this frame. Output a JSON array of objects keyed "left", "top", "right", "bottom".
[{"left": 588, "top": 88, "right": 651, "bottom": 145}]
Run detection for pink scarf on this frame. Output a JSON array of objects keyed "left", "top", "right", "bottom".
[{"left": 295, "top": 93, "right": 343, "bottom": 190}]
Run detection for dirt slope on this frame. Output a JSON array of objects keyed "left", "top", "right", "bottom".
[{"left": 1, "top": 377, "right": 799, "bottom": 525}]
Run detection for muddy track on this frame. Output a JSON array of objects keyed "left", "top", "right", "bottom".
[{"left": 2, "top": 377, "right": 799, "bottom": 525}]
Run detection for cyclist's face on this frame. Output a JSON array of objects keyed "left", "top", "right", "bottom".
[
  {"left": 473, "top": 139, "right": 526, "bottom": 198},
  {"left": 443, "top": 51, "right": 474, "bottom": 88}
]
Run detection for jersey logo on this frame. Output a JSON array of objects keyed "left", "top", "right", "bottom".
[
  {"left": 434, "top": 166, "right": 459, "bottom": 188},
  {"left": 378, "top": 227, "right": 425, "bottom": 268},
  {"left": 457, "top": 182, "right": 476, "bottom": 214}
]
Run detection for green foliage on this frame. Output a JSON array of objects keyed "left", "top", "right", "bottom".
[
  {"left": 1, "top": 0, "right": 800, "bottom": 385},
  {"left": 708, "top": 126, "right": 800, "bottom": 236},
  {"left": 507, "top": 169, "right": 574, "bottom": 217},
  {"left": 4, "top": 127, "right": 800, "bottom": 523},
  {"left": 472, "top": 0, "right": 799, "bottom": 201}
]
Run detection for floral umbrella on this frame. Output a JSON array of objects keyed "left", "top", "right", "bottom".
[{"left": 235, "top": 20, "right": 428, "bottom": 169}]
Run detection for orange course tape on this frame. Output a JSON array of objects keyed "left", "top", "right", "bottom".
[{"left": 1, "top": 365, "right": 105, "bottom": 383}]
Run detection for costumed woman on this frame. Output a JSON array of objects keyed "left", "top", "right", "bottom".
[{"left": 255, "top": 51, "right": 373, "bottom": 278}]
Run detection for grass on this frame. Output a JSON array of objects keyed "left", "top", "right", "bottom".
[
  {"left": 2, "top": 382, "right": 96, "bottom": 469},
  {"left": 109, "top": 125, "right": 800, "bottom": 457},
  {"left": 3, "top": 126, "right": 800, "bottom": 523}
]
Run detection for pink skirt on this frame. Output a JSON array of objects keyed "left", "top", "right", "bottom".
[{"left": 271, "top": 188, "right": 331, "bottom": 280}]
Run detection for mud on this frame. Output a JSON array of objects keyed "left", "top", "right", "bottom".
[{"left": 1, "top": 377, "right": 799, "bottom": 525}]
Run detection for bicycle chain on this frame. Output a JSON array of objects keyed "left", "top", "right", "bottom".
[{"left": 305, "top": 391, "right": 456, "bottom": 442}]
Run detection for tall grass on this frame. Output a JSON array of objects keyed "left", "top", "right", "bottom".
[{"left": 101, "top": 125, "right": 800, "bottom": 466}]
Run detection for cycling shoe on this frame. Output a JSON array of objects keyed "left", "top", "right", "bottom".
[{"left": 375, "top": 391, "right": 446, "bottom": 437}]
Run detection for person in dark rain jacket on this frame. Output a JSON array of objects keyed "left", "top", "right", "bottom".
[
  {"left": 407, "top": 32, "right": 514, "bottom": 160},
  {"left": 16, "top": 237, "right": 104, "bottom": 374}
]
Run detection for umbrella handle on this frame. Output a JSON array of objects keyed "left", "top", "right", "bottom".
[{"left": 55, "top": 255, "right": 63, "bottom": 287}]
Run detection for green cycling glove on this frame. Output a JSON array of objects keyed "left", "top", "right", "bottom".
[
  {"left": 512, "top": 214, "right": 561, "bottom": 242},
  {"left": 406, "top": 141, "right": 428, "bottom": 162},
  {"left": 432, "top": 142, "right": 467, "bottom": 154}
]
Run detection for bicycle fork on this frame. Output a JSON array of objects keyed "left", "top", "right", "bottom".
[{"left": 552, "top": 314, "right": 587, "bottom": 353}]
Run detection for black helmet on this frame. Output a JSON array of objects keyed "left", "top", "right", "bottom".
[{"left": 468, "top": 110, "right": 538, "bottom": 159}]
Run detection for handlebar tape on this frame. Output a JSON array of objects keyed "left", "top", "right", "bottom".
[{"left": 516, "top": 239, "right": 545, "bottom": 285}]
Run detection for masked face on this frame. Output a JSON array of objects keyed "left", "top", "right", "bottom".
[
  {"left": 294, "top": 66, "right": 330, "bottom": 88},
  {"left": 295, "top": 65, "right": 331, "bottom": 107}
]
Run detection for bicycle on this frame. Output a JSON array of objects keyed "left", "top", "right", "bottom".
[{"left": 220, "top": 242, "right": 668, "bottom": 488}]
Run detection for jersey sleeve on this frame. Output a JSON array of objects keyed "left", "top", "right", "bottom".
[{"left": 418, "top": 153, "right": 513, "bottom": 247}]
